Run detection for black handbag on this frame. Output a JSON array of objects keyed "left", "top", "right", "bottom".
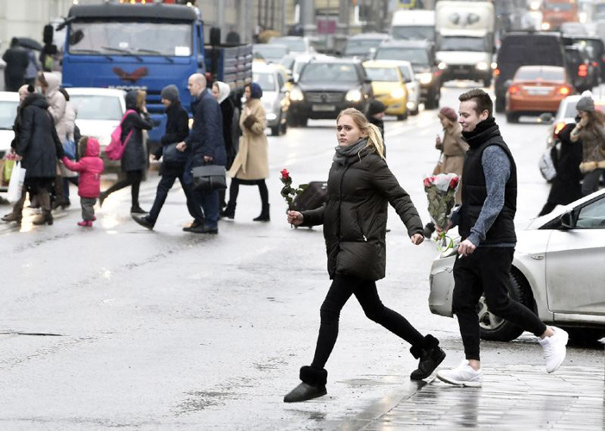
[
  {"left": 163, "top": 143, "right": 189, "bottom": 166},
  {"left": 191, "top": 165, "right": 227, "bottom": 191}
]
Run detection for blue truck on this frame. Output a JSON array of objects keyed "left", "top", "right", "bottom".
[{"left": 57, "top": 2, "right": 252, "bottom": 152}]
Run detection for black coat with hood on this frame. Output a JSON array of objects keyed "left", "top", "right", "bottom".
[
  {"left": 121, "top": 91, "right": 153, "bottom": 172},
  {"left": 300, "top": 143, "right": 423, "bottom": 281},
  {"left": 15, "top": 92, "right": 63, "bottom": 180},
  {"left": 157, "top": 100, "right": 189, "bottom": 176}
]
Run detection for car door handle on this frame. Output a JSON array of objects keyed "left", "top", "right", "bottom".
[{"left": 530, "top": 254, "right": 544, "bottom": 260}]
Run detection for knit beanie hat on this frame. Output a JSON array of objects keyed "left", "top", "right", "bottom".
[
  {"left": 367, "top": 99, "right": 386, "bottom": 117},
  {"left": 161, "top": 85, "right": 180, "bottom": 103},
  {"left": 248, "top": 82, "right": 263, "bottom": 99},
  {"left": 439, "top": 106, "right": 458, "bottom": 122},
  {"left": 576, "top": 93, "right": 595, "bottom": 112}
]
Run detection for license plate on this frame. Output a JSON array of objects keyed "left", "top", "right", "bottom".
[
  {"left": 525, "top": 86, "right": 552, "bottom": 96},
  {"left": 312, "top": 104, "right": 335, "bottom": 112}
]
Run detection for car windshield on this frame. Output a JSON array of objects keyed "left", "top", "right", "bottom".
[
  {"left": 365, "top": 67, "right": 399, "bottom": 82},
  {"left": 0, "top": 100, "right": 18, "bottom": 130},
  {"left": 398, "top": 65, "right": 413, "bottom": 81},
  {"left": 375, "top": 47, "right": 429, "bottom": 66},
  {"left": 299, "top": 63, "right": 359, "bottom": 83},
  {"left": 564, "top": 100, "right": 605, "bottom": 117},
  {"left": 391, "top": 26, "right": 435, "bottom": 41},
  {"left": 515, "top": 67, "right": 565, "bottom": 81},
  {"left": 69, "top": 95, "right": 123, "bottom": 121},
  {"left": 270, "top": 38, "right": 305, "bottom": 52},
  {"left": 345, "top": 38, "right": 385, "bottom": 54},
  {"left": 254, "top": 45, "right": 288, "bottom": 61},
  {"left": 253, "top": 71, "right": 278, "bottom": 92},
  {"left": 438, "top": 36, "right": 489, "bottom": 52},
  {"left": 68, "top": 22, "right": 192, "bottom": 57}
]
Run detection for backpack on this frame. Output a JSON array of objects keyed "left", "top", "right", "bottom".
[
  {"left": 105, "top": 109, "right": 137, "bottom": 161},
  {"left": 538, "top": 144, "right": 559, "bottom": 182}
]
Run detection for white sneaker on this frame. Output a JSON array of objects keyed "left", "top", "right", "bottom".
[
  {"left": 436, "top": 360, "right": 483, "bottom": 387},
  {"left": 539, "top": 326, "right": 568, "bottom": 373}
]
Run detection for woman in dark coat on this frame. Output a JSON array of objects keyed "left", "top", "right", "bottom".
[
  {"left": 99, "top": 90, "right": 153, "bottom": 213},
  {"left": 538, "top": 122, "right": 583, "bottom": 216},
  {"left": 12, "top": 85, "right": 63, "bottom": 225},
  {"left": 282, "top": 108, "right": 445, "bottom": 403}
]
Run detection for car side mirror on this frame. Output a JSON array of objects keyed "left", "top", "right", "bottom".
[
  {"left": 539, "top": 113, "right": 554, "bottom": 124},
  {"left": 560, "top": 211, "right": 576, "bottom": 229}
]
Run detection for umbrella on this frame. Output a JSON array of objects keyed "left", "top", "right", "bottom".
[{"left": 16, "top": 37, "right": 43, "bottom": 51}]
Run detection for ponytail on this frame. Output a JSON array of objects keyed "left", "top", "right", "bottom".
[{"left": 366, "top": 123, "right": 385, "bottom": 160}]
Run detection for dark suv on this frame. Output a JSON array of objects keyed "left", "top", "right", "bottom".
[
  {"left": 494, "top": 32, "right": 566, "bottom": 113},
  {"left": 374, "top": 40, "right": 441, "bottom": 109},
  {"left": 288, "top": 58, "right": 373, "bottom": 127}
]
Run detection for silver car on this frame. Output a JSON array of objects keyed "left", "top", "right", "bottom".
[
  {"left": 429, "top": 189, "right": 605, "bottom": 344},
  {"left": 252, "top": 63, "right": 290, "bottom": 136},
  {"left": 545, "top": 94, "right": 605, "bottom": 147}
]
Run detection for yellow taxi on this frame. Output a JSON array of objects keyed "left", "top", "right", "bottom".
[{"left": 363, "top": 60, "right": 409, "bottom": 120}]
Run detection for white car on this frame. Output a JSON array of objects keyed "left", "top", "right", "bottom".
[
  {"left": 65, "top": 87, "right": 126, "bottom": 172},
  {"left": 252, "top": 63, "right": 290, "bottom": 136},
  {"left": 429, "top": 189, "right": 605, "bottom": 344},
  {"left": 397, "top": 60, "right": 420, "bottom": 116},
  {"left": 269, "top": 36, "right": 315, "bottom": 57},
  {"left": 0, "top": 92, "right": 19, "bottom": 191}
]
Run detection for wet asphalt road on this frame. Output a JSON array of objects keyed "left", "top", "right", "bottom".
[{"left": 0, "top": 83, "right": 603, "bottom": 430}]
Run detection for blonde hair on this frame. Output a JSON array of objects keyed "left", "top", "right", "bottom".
[
  {"left": 336, "top": 108, "right": 385, "bottom": 160},
  {"left": 136, "top": 90, "right": 146, "bottom": 110}
]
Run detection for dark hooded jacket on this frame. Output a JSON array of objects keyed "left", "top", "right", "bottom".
[
  {"left": 121, "top": 91, "right": 153, "bottom": 172},
  {"left": 157, "top": 99, "right": 189, "bottom": 176},
  {"left": 15, "top": 92, "right": 62, "bottom": 180},
  {"left": 300, "top": 145, "right": 423, "bottom": 280}
]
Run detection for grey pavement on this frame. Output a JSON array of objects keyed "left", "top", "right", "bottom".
[{"left": 337, "top": 364, "right": 604, "bottom": 431}]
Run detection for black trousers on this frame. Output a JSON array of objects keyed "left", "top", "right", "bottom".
[
  {"left": 310, "top": 274, "right": 425, "bottom": 370},
  {"left": 228, "top": 178, "right": 268, "bottom": 206},
  {"left": 452, "top": 247, "right": 547, "bottom": 361},
  {"left": 103, "top": 170, "right": 143, "bottom": 208},
  {"left": 148, "top": 172, "right": 204, "bottom": 224}
]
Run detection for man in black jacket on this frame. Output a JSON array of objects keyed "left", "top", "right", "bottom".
[
  {"left": 436, "top": 89, "right": 568, "bottom": 387},
  {"left": 132, "top": 85, "right": 202, "bottom": 230}
]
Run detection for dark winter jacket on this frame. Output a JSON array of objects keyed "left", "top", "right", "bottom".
[
  {"left": 15, "top": 93, "right": 63, "bottom": 179},
  {"left": 120, "top": 91, "right": 153, "bottom": 172},
  {"left": 300, "top": 146, "right": 423, "bottom": 281},
  {"left": 62, "top": 137, "right": 104, "bottom": 198},
  {"left": 185, "top": 88, "right": 226, "bottom": 167},
  {"left": 220, "top": 97, "right": 237, "bottom": 169},
  {"left": 158, "top": 100, "right": 189, "bottom": 175},
  {"left": 459, "top": 120, "right": 517, "bottom": 245},
  {"left": 547, "top": 123, "right": 583, "bottom": 205},
  {"left": 2, "top": 47, "right": 28, "bottom": 91}
]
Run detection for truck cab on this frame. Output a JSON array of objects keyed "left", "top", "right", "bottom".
[{"left": 60, "top": 3, "right": 252, "bottom": 150}]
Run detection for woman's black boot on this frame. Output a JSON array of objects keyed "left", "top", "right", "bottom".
[
  {"left": 410, "top": 335, "right": 446, "bottom": 380},
  {"left": 221, "top": 202, "right": 236, "bottom": 219},
  {"left": 253, "top": 203, "right": 270, "bottom": 222},
  {"left": 284, "top": 366, "right": 327, "bottom": 403}
]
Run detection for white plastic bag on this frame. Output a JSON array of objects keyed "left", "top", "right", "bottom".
[
  {"left": 538, "top": 147, "right": 557, "bottom": 182},
  {"left": 6, "top": 161, "right": 26, "bottom": 203}
]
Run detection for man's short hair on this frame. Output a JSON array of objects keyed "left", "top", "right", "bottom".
[{"left": 459, "top": 89, "right": 493, "bottom": 118}]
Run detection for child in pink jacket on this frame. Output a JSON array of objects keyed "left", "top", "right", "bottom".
[{"left": 62, "top": 137, "right": 104, "bottom": 227}]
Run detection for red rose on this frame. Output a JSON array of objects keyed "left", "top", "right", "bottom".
[
  {"left": 423, "top": 177, "right": 432, "bottom": 188},
  {"left": 280, "top": 169, "right": 290, "bottom": 180},
  {"left": 449, "top": 177, "right": 459, "bottom": 189}
]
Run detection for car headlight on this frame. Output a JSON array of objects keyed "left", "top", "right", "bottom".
[
  {"left": 417, "top": 73, "right": 433, "bottom": 85},
  {"left": 290, "top": 88, "right": 304, "bottom": 101},
  {"left": 475, "top": 62, "right": 489, "bottom": 71},
  {"left": 266, "top": 113, "right": 277, "bottom": 121},
  {"left": 390, "top": 87, "right": 405, "bottom": 99},
  {"left": 438, "top": 62, "right": 448, "bottom": 70},
  {"left": 345, "top": 89, "right": 363, "bottom": 102}
]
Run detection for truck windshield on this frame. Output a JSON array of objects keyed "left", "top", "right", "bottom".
[
  {"left": 439, "top": 36, "right": 488, "bottom": 52},
  {"left": 375, "top": 48, "right": 429, "bottom": 66},
  {"left": 391, "top": 26, "right": 435, "bottom": 41},
  {"left": 68, "top": 22, "right": 192, "bottom": 57}
]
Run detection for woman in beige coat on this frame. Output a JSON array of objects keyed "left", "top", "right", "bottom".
[
  {"left": 424, "top": 106, "right": 468, "bottom": 238},
  {"left": 223, "top": 82, "right": 270, "bottom": 221}
]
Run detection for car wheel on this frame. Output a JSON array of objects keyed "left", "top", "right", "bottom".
[
  {"left": 478, "top": 272, "right": 533, "bottom": 342},
  {"left": 506, "top": 112, "right": 518, "bottom": 123},
  {"left": 298, "top": 116, "right": 308, "bottom": 127},
  {"left": 397, "top": 111, "right": 408, "bottom": 121},
  {"left": 495, "top": 97, "right": 505, "bottom": 113},
  {"left": 410, "top": 105, "right": 419, "bottom": 116},
  {"left": 281, "top": 115, "right": 288, "bottom": 134},
  {"left": 287, "top": 114, "right": 298, "bottom": 127}
]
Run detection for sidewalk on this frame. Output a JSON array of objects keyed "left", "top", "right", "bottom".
[{"left": 340, "top": 364, "right": 604, "bottom": 431}]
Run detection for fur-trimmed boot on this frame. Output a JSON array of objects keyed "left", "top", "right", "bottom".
[
  {"left": 283, "top": 366, "right": 328, "bottom": 403},
  {"left": 410, "top": 334, "right": 446, "bottom": 380}
]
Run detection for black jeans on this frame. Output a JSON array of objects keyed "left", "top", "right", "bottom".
[
  {"left": 452, "top": 247, "right": 546, "bottom": 361},
  {"left": 103, "top": 170, "right": 143, "bottom": 208},
  {"left": 148, "top": 172, "right": 204, "bottom": 224},
  {"left": 310, "top": 274, "right": 425, "bottom": 370},
  {"left": 228, "top": 178, "right": 269, "bottom": 206}
]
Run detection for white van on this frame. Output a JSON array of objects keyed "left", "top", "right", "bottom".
[{"left": 390, "top": 10, "right": 436, "bottom": 42}]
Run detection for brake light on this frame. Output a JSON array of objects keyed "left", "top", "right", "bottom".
[
  {"left": 508, "top": 85, "right": 519, "bottom": 95},
  {"left": 557, "top": 86, "right": 571, "bottom": 96},
  {"left": 494, "top": 68, "right": 501, "bottom": 77},
  {"left": 578, "top": 64, "right": 588, "bottom": 77},
  {"left": 553, "top": 121, "right": 566, "bottom": 139},
  {"left": 593, "top": 61, "right": 598, "bottom": 67}
]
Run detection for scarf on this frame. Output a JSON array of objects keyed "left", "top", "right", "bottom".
[
  {"left": 333, "top": 138, "right": 368, "bottom": 165},
  {"left": 461, "top": 116, "right": 497, "bottom": 142}
]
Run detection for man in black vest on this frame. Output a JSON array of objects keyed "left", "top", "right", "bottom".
[{"left": 436, "top": 89, "right": 568, "bottom": 387}]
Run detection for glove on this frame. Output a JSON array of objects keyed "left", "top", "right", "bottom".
[{"left": 243, "top": 114, "right": 257, "bottom": 130}]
